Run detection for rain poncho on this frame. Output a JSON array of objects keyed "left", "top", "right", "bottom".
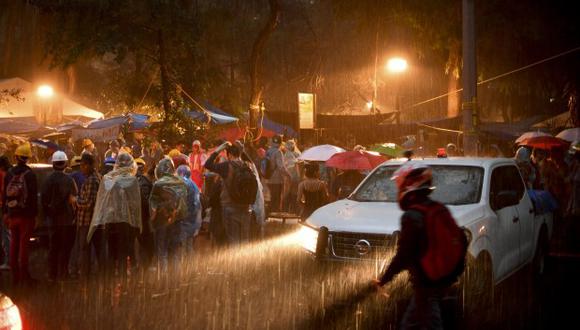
[
  {"left": 88, "top": 153, "right": 141, "bottom": 241},
  {"left": 176, "top": 165, "right": 202, "bottom": 232},
  {"left": 149, "top": 159, "right": 188, "bottom": 228}
]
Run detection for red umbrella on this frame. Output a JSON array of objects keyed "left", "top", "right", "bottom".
[
  {"left": 326, "top": 150, "right": 387, "bottom": 171},
  {"left": 518, "top": 136, "right": 569, "bottom": 149}
]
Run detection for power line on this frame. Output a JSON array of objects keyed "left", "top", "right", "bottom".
[{"left": 404, "top": 45, "right": 580, "bottom": 110}]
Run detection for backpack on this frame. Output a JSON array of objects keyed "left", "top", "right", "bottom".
[
  {"left": 260, "top": 149, "right": 276, "bottom": 179},
  {"left": 5, "top": 170, "right": 30, "bottom": 209},
  {"left": 227, "top": 161, "right": 258, "bottom": 205},
  {"left": 410, "top": 202, "right": 468, "bottom": 282}
]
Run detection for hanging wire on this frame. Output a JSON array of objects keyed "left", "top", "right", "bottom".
[
  {"left": 404, "top": 45, "right": 580, "bottom": 110},
  {"left": 178, "top": 85, "right": 213, "bottom": 126},
  {"left": 135, "top": 68, "right": 159, "bottom": 111}
]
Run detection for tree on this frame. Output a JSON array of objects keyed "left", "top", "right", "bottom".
[{"left": 248, "top": 0, "right": 281, "bottom": 135}]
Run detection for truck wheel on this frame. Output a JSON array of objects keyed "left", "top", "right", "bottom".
[{"left": 464, "top": 252, "right": 494, "bottom": 310}]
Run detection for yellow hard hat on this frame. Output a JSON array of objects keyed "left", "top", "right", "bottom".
[
  {"left": 168, "top": 149, "right": 181, "bottom": 158},
  {"left": 134, "top": 158, "right": 146, "bottom": 166},
  {"left": 14, "top": 143, "right": 32, "bottom": 158},
  {"left": 82, "top": 139, "right": 94, "bottom": 148},
  {"left": 121, "top": 146, "right": 132, "bottom": 155},
  {"left": 70, "top": 156, "right": 82, "bottom": 167}
]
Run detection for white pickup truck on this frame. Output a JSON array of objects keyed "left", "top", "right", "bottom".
[{"left": 298, "top": 157, "right": 553, "bottom": 289}]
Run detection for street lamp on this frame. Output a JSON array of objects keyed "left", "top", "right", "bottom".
[
  {"left": 36, "top": 84, "right": 54, "bottom": 126},
  {"left": 371, "top": 57, "right": 408, "bottom": 117},
  {"left": 386, "top": 57, "right": 407, "bottom": 123},
  {"left": 386, "top": 57, "right": 408, "bottom": 74},
  {"left": 37, "top": 85, "right": 54, "bottom": 98}
]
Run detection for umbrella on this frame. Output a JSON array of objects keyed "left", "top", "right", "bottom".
[
  {"left": 515, "top": 131, "right": 552, "bottom": 144},
  {"left": 370, "top": 143, "right": 405, "bottom": 158},
  {"left": 326, "top": 150, "right": 386, "bottom": 170},
  {"left": 298, "top": 144, "right": 346, "bottom": 162},
  {"left": 556, "top": 127, "right": 580, "bottom": 142},
  {"left": 518, "top": 136, "right": 569, "bottom": 149}
]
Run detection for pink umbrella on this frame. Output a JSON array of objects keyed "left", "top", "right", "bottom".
[{"left": 326, "top": 150, "right": 387, "bottom": 171}]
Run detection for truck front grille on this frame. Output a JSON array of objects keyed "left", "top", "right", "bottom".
[{"left": 330, "top": 232, "right": 394, "bottom": 259}]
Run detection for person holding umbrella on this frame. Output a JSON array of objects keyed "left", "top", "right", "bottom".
[{"left": 297, "top": 162, "right": 329, "bottom": 219}]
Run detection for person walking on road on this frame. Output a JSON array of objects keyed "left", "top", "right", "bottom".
[
  {"left": 371, "top": 161, "right": 467, "bottom": 330},
  {"left": 205, "top": 142, "right": 258, "bottom": 245},
  {"left": 42, "top": 151, "right": 78, "bottom": 281},
  {"left": 88, "top": 153, "right": 142, "bottom": 282},
  {"left": 265, "top": 135, "right": 290, "bottom": 214},
  {"left": 3, "top": 143, "right": 38, "bottom": 285},
  {"left": 74, "top": 154, "right": 102, "bottom": 278},
  {"left": 149, "top": 158, "right": 187, "bottom": 273},
  {"left": 188, "top": 140, "right": 207, "bottom": 190}
]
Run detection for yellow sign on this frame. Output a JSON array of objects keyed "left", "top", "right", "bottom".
[{"left": 298, "top": 92, "right": 315, "bottom": 129}]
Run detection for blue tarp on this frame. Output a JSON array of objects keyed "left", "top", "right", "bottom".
[
  {"left": 128, "top": 113, "right": 150, "bottom": 122},
  {"left": 259, "top": 114, "right": 297, "bottom": 138},
  {"left": 30, "top": 138, "right": 62, "bottom": 151},
  {"left": 202, "top": 101, "right": 297, "bottom": 137},
  {"left": 186, "top": 109, "right": 239, "bottom": 125},
  {"left": 87, "top": 116, "right": 129, "bottom": 129}
]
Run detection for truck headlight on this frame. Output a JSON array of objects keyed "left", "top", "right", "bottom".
[{"left": 297, "top": 224, "right": 319, "bottom": 253}]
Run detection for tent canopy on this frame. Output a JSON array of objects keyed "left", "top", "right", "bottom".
[
  {"left": 202, "top": 101, "right": 297, "bottom": 137},
  {"left": 0, "top": 77, "right": 103, "bottom": 121}
]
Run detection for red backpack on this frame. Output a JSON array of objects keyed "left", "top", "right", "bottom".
[{"left": 410, "top": 202, "right": 467, "bottom": 281}]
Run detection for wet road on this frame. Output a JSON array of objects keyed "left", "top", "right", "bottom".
[{"left": 1, "top": 223, "right": 579, "bottom": 330}]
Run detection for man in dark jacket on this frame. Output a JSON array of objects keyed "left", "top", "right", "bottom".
[
  {"left": 372, "top": 162, "right": 465, "bottom": 330},
  {"left": 42, "top": 151, "right": 78, "bottom": 281},
  {"left": 204, "top": 142, "right": 252, "bottom": 245},
  {"left": 3, "top": 143, "right": 37, "bottom": 285}
]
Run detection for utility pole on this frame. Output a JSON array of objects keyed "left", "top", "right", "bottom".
[{"left": 462, "top": 0, "right": 479, "bottom": 155}]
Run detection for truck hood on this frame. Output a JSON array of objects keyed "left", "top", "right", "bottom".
[{"left": 305, "top": 199, "right": 486, "bottom": 234}]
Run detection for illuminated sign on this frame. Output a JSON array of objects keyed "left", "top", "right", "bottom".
[{"left": 298, "top": 92, "right": 315, "bottom": 129}]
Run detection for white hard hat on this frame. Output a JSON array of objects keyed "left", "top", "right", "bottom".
[{"left": 51, "top": 150, "right": 68, "bottom": 162}]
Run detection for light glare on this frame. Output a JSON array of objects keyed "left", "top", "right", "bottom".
[
  {"left": 386, "top": 58, "right": 408, "bottom": 73},
  {"left": 37, "top": 85, "right": 54, "bottom": 98}
]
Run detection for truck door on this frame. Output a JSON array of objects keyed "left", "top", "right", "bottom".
[
  {"left": 489, "top": 165, "right": 523, "bottom": 279},
  {"left": 510, "top": 167, "right": 535, "bottom": 264}
]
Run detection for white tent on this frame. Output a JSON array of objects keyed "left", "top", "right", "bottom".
[{"left": 0, "top": 77, "right": 103, "bottom": 121}]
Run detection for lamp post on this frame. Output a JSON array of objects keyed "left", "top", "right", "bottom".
[{"left": 36, "top": 84, "right": 54, "bottom": 126}]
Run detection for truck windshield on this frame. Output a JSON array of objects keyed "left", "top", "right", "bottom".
[{"left": 351, "top": 165, "right": 484, "bottom": 205}]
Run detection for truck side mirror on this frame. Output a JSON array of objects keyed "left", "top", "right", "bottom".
[{"left": 494, "top": 190, "right": 519, "bottom": 210}]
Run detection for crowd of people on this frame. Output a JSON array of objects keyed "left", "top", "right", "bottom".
[
  {"left": 0, "top": 134, "right": 340, "bottom": 286},
  {"left": 0, "top": 132, "right": 578, "bottom": 288}
]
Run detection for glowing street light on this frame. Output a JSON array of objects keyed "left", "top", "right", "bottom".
[
  {"left": 37, "top": 85, "right": 54, "bottom": 98},
  {"left": 386, "top": 57, "right": 408, "bottom": 73}
]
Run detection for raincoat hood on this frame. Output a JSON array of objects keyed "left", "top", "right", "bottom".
[
  {"left": 515, "top": 147, "right": 531, "bottom": 163},
  {"left": 150, "top": 162, "right": 188, "bottom": 226},
  {"left": 88, "top": 165, "right": 142, "bottom": 241},
  {"left": 156, "top": 158, "right": 175, "bottom": 179}
]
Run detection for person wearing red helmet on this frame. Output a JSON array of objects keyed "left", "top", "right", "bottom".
[{"left": 371, "top": 161, "right": 466, "bottom": 329}]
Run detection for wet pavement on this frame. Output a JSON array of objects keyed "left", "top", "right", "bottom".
[{"left": 1, "top": 221, "right": 579, "bottom": 330}]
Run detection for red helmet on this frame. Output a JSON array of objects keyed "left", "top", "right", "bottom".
[{"left": 391, "top": 161, "right": 434, "bottom": 201}]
